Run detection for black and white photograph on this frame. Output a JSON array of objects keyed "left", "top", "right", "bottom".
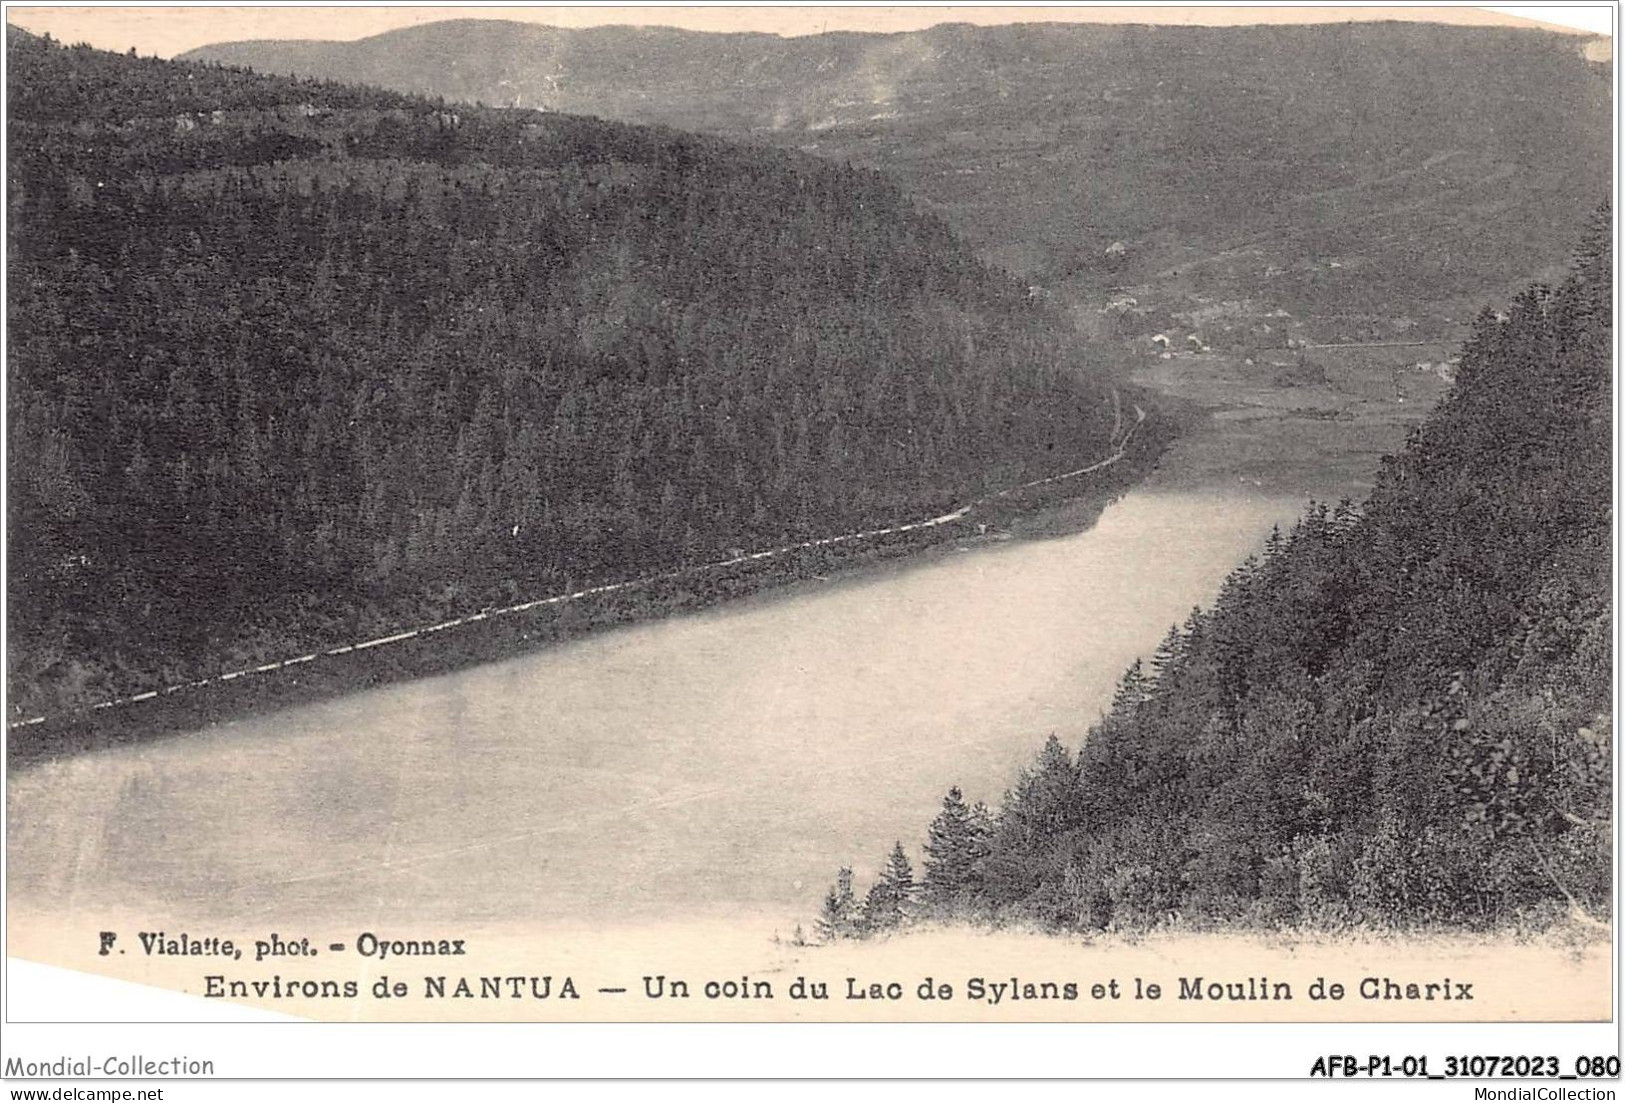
[{"left": 1, "top": 0, "right": 1616, "bottom": 1064}]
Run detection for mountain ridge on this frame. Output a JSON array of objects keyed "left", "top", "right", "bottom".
[{"left": 184, "top": 18, "right": 1611, "bottom": 343}]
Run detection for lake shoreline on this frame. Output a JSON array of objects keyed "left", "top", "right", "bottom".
[
  {"left": 4, "top": 429, "right": 1314, "bottom": 937},
  {"left": 8, "top": 403, "right": 1180, "bottom": 771}
]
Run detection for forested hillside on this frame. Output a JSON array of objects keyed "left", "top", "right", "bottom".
[
  {"left": 8, "top": 31, "right": 1140, "bottom": 732},
  {"left": 188, "top": 19, "right": 1611, "bottom": 337},
  {"left": 827, "top": 213, "right": 1612, "bottom": 937}
]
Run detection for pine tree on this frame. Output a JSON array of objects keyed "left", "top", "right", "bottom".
[
  {"left": 815, "top": 888, "right": 844, "bottom": 941},
  {"left": 814, "top": 866, "right": 858, "bottom": 942},
  {"left": 861, "top": 842, "right": 916, "bottom": 933},
  {"left": 1112, "top": 659, "right": 1151, "bottom": 716},
  {"left": 883, "top": 840, "right": 916, "bottom": 900},
  {"left": 1149, "top": 624, "right": 1184, "bottom": 683},
  {"left": 922, "top": 786, "right": 989, "bottom": 910},
  {"left": 983, "top": 734, "right": 1081, "bottom": 901}
]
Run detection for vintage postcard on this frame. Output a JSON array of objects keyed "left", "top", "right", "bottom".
[{"left": 1, "top": 1, "right": 1617, "bottom": 1078}]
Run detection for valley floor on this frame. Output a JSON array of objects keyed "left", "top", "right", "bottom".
[{"left": 1125, "top": 341, "right": 1450, "bottom": 501}]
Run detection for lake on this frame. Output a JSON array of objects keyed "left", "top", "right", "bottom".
[{"left": 8, "top": 481, "right": 1303, "bottom": 932}]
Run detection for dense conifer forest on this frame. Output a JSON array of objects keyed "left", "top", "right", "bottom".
[
  {"left": 828, "top": 214, "right": 1612, "bottom": 936},
  {"left": 8, "top": 31, "right": 1142, "bottom": 729}
]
